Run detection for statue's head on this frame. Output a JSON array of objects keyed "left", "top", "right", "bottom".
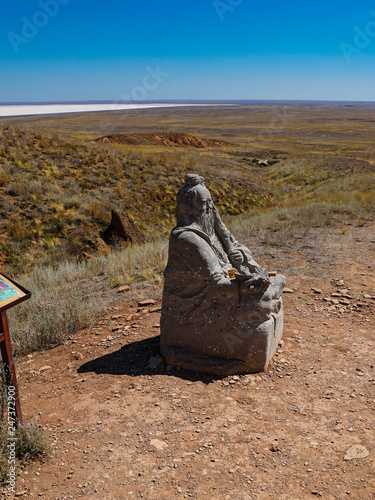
[{"left": 176, "top": 174, "right": 213, "bottom": 224}]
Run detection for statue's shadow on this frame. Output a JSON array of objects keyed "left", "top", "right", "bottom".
[{"left": 77, "top": 335, "right": 221, "bottom": 384}]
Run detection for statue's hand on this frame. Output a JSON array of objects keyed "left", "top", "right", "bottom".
[
  {"left": 255, "top": 266, "right": 270, "bottom": 281},
  {"left": 229, "top": 249, "right": 244, "bottom": 265},
  {"left": 240, "top": 275, "right": 270, "bottom": 295}
]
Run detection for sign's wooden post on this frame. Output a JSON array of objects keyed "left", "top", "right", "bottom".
[
  {"left": 0, "top": 273, "right": 31, "bottom": 426},
  {"left": 0, "top": 311, "right": 23, "bottom": 424}
]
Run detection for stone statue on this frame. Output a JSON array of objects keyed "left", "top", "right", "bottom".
[{"left": 160, "top": 174, "right": 285, "bottom": 375}]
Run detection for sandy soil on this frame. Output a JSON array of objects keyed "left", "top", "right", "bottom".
[{"left": 2, "top": 223, "right": 374, "bottom": 500}]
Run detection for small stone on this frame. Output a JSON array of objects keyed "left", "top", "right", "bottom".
[
  {"left": 39, "top": 366, "right": 52, "bottom": 372},
  {"left": 344, "top": 445, "right": 369, "bottom": 460},
  {"left": 339, "top": 299, "right": 350, "bottom": 306},
  {"left": 148, "top": 356, "right": 163, "bottom": 369},
  {"left": 311, "top": 288, "right": 322, "bottom": 294},
  {"left": 283, "top": 288, "right": 294, "bottom": 293},
  {"left": 323, "top": 297, "right": 332, "bottom": 302},
  {"left": 182, "top": 452, "right": 196, "bottom": 457},
  {"left": 270, "top": 443, "right": 279, "bottom": 452},
  {"left": 150, "top": 439, "right": 168, "bottom": 450},
  {"left": 117, "top": 285, "right": 130, "bottom": 293},
  {"left": 15, "top": 491, "right": 28, "bottom": 497},
  {"left": 269, "top": 271, "right": 277, "bottom": 276},
  {"left": 138, "top": 299, "right": 156, "bottom": 307},
  {"left": 149, "top": 306, "right": 162, "bottom": 313}
]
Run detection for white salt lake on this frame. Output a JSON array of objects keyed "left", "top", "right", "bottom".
[{"left": 0, "top": 102, "right": 206, "bottom": 117}]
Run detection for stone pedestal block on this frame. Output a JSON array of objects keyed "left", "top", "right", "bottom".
[{"left": 161, "top": 278, "right": 284, "bottom": 376}]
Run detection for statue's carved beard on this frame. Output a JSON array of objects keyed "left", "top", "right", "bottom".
[
  {"left": 197, "top": 209, "right": 230, "bottom": 264},
  {"left": 197, "top": 210, "right": 215, "bottom": 238}
]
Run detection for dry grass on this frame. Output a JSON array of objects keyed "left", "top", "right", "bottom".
[{"left": 7, "top": 239, "right": 167, "bottom": 357}]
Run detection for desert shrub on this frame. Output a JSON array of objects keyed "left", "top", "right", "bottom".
[
  {"left": 0, "top": 164, "right": 12, "bottom": 187},
  {"left": 0, "top": 365, "right": 49, "bottom": 483},
  {"left": 0, "top": 420, "right": 49, "bottom": 482},
  {"left": 6, "top": 217, "right": 33, "bottom": 241}
]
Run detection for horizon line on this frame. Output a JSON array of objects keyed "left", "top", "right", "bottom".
[{"left": 1, "top": 99, "right": 374, "bottom": 106}]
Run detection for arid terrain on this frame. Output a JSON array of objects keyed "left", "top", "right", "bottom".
[
  {"left": 1, "top": 103, "right": 374, "bottom": 273},
  {"left": 1, "top": 220, "right": 374, "bottom": 499},
  {"left": 0, "top": 103, "right": 374, "bottom": 499}
]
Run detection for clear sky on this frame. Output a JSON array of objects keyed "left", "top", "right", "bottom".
[{"left": 1, "top": 0, "right": 375, "bottom": 102}]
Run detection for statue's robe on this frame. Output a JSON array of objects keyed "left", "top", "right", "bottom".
[{"left": 160, "top": 222, "right": 285, "bottom": 375}]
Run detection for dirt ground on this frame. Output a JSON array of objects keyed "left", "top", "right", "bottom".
[{"left": 2, "top": 222, "right": 374, "bottom": 500}]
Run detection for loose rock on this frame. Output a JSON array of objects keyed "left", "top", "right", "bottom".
[
  {"left": 150, "top": 439, "right": 168, "bottom": 451},
  {"left": 138, "top": 299, "right": 156, "bottom": 307},
  {"left": 344, "top": 445, "right": 369, "bottom": 460}
]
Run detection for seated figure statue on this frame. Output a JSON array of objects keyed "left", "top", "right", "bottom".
[{"left": 160, "top": 174, "right": 285, "bottom": 375}]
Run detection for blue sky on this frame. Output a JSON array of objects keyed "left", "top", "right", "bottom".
[{"left": 1, "top": 0, "right": 374, "bottom": 102}]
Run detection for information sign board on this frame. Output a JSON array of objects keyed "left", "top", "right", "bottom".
[{"left": 0, "top": 274, "right": 31, "bottom": 313}]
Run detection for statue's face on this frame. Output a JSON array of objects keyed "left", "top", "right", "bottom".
[{"left": 191, "top": 186, "right": 212, "bottom": 218}]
